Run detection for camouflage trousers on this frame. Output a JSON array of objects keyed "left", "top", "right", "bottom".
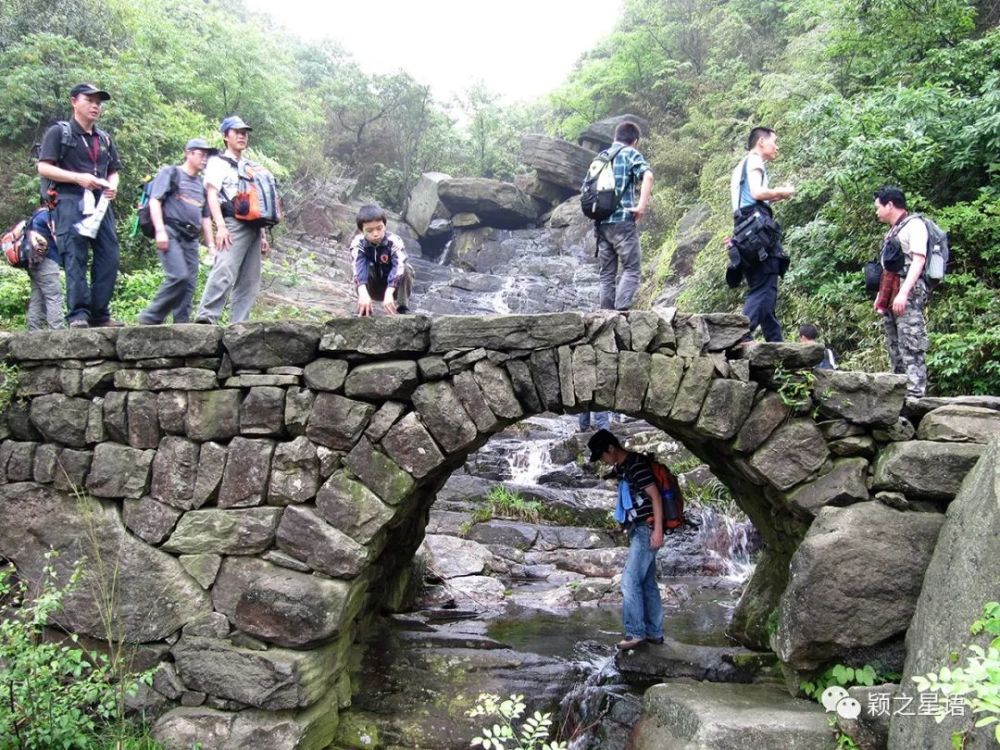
[{"left": 883, "top": 279, "right": 929, "bottom": 398}]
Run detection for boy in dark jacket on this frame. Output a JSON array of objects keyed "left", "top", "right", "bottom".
[{"left": 349, "top": 204, "right": 415, "bottom": 316}]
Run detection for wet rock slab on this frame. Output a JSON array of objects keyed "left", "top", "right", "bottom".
[
  {"left": 632, "top": 681, "right": 835, "bottom": 749},
  {"left": 615, "top": 636, "right": 779, "bottom": 685}
]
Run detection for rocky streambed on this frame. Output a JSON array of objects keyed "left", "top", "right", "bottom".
[{"left": 330, "top": 415, "right": 800, "bottom": 750}]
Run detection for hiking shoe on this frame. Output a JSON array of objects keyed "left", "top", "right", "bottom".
[
  {"left": 617, "top": 636, "right": 645, "bottom": 650},
  {"left": 68, "top": 319, "right": 89, "bottom": 329},
  {"left": 92, "top": 318, "right": 125, "bottom": 328},
  {"left": 646, "top": 636, "right": 665, "bottom": 645}
]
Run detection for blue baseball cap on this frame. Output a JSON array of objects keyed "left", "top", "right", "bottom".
[{"left": 219, "top": 116, "right": 252, "bottom": 134}]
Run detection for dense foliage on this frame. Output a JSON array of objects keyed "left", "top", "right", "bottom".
[
  {"left": 549, "top": 0, "right": 1000, "bottom": 395},
  {"left": 0, "top": 0, "right": 539, "bottom": 243}
]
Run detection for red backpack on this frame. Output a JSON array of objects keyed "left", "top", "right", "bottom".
[{"left": 649, "top": 457, "right": 685, "bottom": 530}]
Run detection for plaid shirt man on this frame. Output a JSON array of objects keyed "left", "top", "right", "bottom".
[{"left": 601, "top": 145, "right": 651, "bottom": 225}]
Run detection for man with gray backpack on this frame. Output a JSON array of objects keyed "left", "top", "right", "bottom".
[
  {"left": 580, "top": 121, "right": 654, "bottom": 311},
  {"left": 138, "top": 139, "right": 217, "bottom": 325}
]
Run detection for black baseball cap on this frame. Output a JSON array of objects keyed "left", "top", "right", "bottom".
[
  {"left": 70, "top": 83, "right": 111, "bottom": 101},
  {"left": 587, "top": 429, "right": 621, "bottom": 462}
]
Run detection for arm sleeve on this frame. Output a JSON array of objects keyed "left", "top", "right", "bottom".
[
  {"left": 350, "top": 236, "right": 368, "bottom": 286},
  {"left": 38, "top": 125, "right": 65, "bottom": 164},
  {"left": 631, "top": 151, "right": 651, "bottom": 181},
  {"left": 149, "top": 166, "right": 174, "bottom": 200},
  {"left": 386, "top": 233, "right": 405, "bottom": 288},
  {"left": 106, "top": 135, "right": 122, "bottom": 174},
  {"left": 203, "top": 157, "right": 225, "bottom": 192}
]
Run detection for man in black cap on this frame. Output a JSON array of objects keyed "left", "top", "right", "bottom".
[
  {"left": 195, "top": 115, "right": 270, "bottom": 324},
  {"left": 587, "top": 428, "right": 665, "bottom": 650},
  {"left": 37, "top": 83, "right": 123, "bottom": 328},
  {"left": 138, "top": 139, "right": 218, "bottom": 325}
]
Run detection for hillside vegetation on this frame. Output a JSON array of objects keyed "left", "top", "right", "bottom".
[{"left": 549, "top": 0, "right": 1000, "bottom": 395}]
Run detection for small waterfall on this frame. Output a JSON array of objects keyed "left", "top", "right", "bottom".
[
  {"left": 505, "top": 438, "right": 554, "bottom": 485},
  {"left": 555, "top": 649, "right": 638, "bottom": 750},
  {"left": 437, "top": 239, "right": 453, "bottom": 266},
  {"left": 694, "top": 506, "right": 756, "bottom": 582}
]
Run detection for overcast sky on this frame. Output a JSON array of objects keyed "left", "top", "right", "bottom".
[{"left": 242, "top": 0, "right": 622, "bottom": 103}]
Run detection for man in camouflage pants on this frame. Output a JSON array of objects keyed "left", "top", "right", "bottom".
[{"left": 874, "top": 186, "right": 929, "bottom": 397}]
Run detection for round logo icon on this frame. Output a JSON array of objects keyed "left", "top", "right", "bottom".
[
  {"left": 821, "top": 686, "right": 850, "bottom": 712},
  {"left": 835, "top": 696, "right": 862, "bottom": 720}
]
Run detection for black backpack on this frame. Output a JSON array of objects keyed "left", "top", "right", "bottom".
[
  {"left": 136, "top": 166, "right": 182, "bottom": 239},
  {"left": 580, "top": 144, "right": 632, "bottom": 222},
  {"left": 32, "top": 121, "right": 111, "bottom": 208}
]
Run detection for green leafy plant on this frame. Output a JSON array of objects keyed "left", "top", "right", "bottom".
[
  {"left": 800, "top": 663, "right": 898, "bottom": 702},
  {"left": 0, "top": 552, "right": 159, "bottom": 749},
  {"left": 912, "top": 601, "right": 1000, "bottom": 744},
  {"left": 467, "top": 693, "right": 567, "bottom": 750},
  {"left": 0, "top": 362, "right": 20, "bottom": 411},
  {"left": 772, "top": 364, "right": 817, "bottom": 411}
]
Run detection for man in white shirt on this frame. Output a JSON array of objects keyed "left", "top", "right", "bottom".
[
  {"left": 729, "top": 127, "right": 795, "bottom": 342},
  {"left": 195, "top": 116, "right": 270, "bottom": 324}
]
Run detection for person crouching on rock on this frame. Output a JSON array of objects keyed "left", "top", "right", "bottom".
[
  {"left": 587, "top": 428, "right": 665, "bottom": 650},
  {"left": 349, "top": 204, "right": 415, "bottom": 317}
]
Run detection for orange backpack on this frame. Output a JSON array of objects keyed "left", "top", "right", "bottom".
[{"left": 649, "top": 458, "right": 685, "bottom": 530}]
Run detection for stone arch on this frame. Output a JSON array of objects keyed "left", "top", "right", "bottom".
[{"left": 0, "top": 312, "right": 988, "bottom": 748}]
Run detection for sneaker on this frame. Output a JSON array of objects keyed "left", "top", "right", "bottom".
[
  {"left": 92, "top": 319, "right": 125, "bottom": 328},
  {"left": 617, "top": 636, "right": 645, "bottom": 650},
  {"left": 194, "top": 316, "right": 214, "bottom": 325},
  {"left": 396, "top": 306, "right": 410, "bottom": 314},
  {"left": 68, "top": 319, "right": 89, "bottom": 329},
  {"left": 646, "top": 636, "right": 664, "bottom": 645}
]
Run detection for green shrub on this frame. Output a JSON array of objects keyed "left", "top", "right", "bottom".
[
  {"left": 913, "top": 601, "right": 1000, "bottom": 745},
  {"left": 467, "top": 693, "right": 567, "bottom": 750},
  {"left": 0, "top": 553, "right": 159, "bottom": 749}
]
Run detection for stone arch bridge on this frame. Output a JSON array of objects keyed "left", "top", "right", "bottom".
[{"left": 0, "top": 312, "right": 994, "bottom": 749}]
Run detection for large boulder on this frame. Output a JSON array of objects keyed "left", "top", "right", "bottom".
[
  {"left": 772, "top": 503, "right": 944, "bottom": 669},
  {"left": 915, "top": 404, "right": 1000, "bottom": 443},
  {"left": 520, "top": 134, "right": 595, "bottom": 193},
  {"left": 0, "top": 483, "right": 210, "bottom": 642},
  {"left": 872, "top": 440, "right": 984, "bottom": 500},
  {"left": 888, "top": 439, "right": 1000, "bottom": 749},
  {"left": 631, "top": 681, "right": 834, "bottom": 750},
  {"left": 577, "top": 114, "right": 650, "bottom": 152},
  {"left": 437, "top": 178, "right": 539, "bottom": 229},
  {"left": 405, "top": 172, "right": 452, "bottom": 237}
]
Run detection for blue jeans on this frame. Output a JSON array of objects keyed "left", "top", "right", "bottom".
[
  {"left": 578, "top": 412, "right": 610, "bottom": 431},
  {"left": 621, "top": 523, "right": 663, "bottom": 640}
]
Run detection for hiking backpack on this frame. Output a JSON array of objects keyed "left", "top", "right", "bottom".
[
  {"left": 32, "top": 121, "right": 111, "bottom": 208},
  {"left": 648, "top": 456, "right": 685, "bottom": 531},
  {"left": 580, "top": 144, "right": 631, "bottom": 222},
  {"left": 221, "top": 156, "right": 282, "bottom": 227},
  {"left": 909, "top": 214, "right": 950, "bottom": 288},
  {"left": 2, "top": 210, "right": 48, "bottom": 270},
  {"left": 135, "top": 166, "right": 182, "bottom": 239}
]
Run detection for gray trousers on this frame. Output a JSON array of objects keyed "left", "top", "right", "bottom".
[
  {"left": 139, "top": 226, "right": 199, "bottom": 324},
  {"left": 197, "top": 218, "right": 262, "bottom": 324},
  {"left": 884, "top": 280, "right": 929, "bottom": 398},
  {"left": 27, "top": 258, "right": 65, "bottom": 330},
  {"left": 596, "top": 219, "right": 641, "bottom": 310}
]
